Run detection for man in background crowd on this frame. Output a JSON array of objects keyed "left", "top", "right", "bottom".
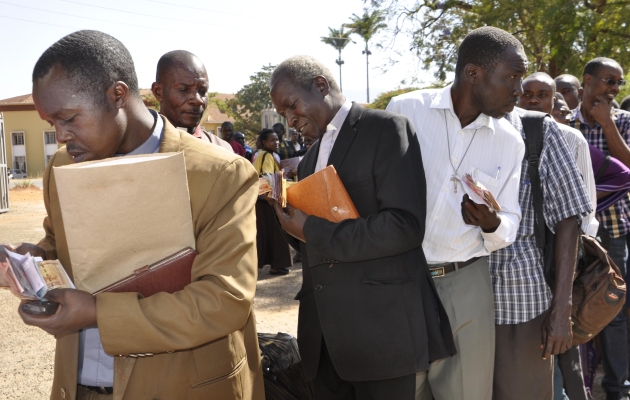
[
  {"left": 272, "top": 122, "right": 291, "bottom": 159},
  {"left": 552, "top": 93, "right": 572, "bottom": 125},
  {"left": 151, "top": 50, "right": 232, "bottom": 152},
  {"left": 569, "top": 56, "right": 630, "bottom": 400},
  {"left": 221, "top": 121, "right": 246, "bottom": 156},
  {"left": 234, "top": 131, "right": 253, "bottom": 159},
  {"left": 519, "top": 71, "right": 597, "bottom": 400},
  {"left": 555, "top": 74, "right": 583, "bottom": 110},
  {"left": 287, "top": 128, "right": 303, "bottom": 157}
]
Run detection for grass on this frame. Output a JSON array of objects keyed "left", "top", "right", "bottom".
[{"left": 11, "top": 179, "right": 36, "bottom": 189}]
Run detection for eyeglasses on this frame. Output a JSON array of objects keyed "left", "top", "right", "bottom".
[{"left": 596, "top": 77, "right": 626, "bottom": 87}]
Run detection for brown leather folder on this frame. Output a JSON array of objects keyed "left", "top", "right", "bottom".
[
  {"left": 286, "top": 165, "right": 360, "bottom": 222},
  {"left": 93, "top": 247, "right": 197, "bottom": 298}
]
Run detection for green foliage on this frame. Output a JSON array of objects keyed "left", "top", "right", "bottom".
[
  {"left": 619, "top": 72, "right": 630, "bottom": 101},
  {"left": 370, "top": 0, "right": 630, "bottom": 80},
  {"left": 367, "top": 87, "right": 420, "bottom": 109},
  {"left": 321, "top": 26, "right": 354, "bottom": 51},
  {"left": 344, "top": 9, "right": 387, "bottom": 51},
  {"left": 210, "top": 65, "right": 275, "bottom": 138}
]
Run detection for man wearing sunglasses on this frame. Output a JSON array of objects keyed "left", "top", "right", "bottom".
[{"left": 569, "top": 57, "right": 630, "bottom": 400}]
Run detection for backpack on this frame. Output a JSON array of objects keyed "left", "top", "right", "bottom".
[{"left": 522, "top": 111, "right": 626, "bottom": 346}]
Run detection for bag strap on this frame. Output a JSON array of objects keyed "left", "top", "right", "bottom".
[
  {"left": 595, "top": 155, "right": 611, "bottom": 181},
  {"left": 521, "top": 111, "right": 548, "bottom": 248},
  {"left": 258, "top": 151, "right": 270, "bottom": 176}
]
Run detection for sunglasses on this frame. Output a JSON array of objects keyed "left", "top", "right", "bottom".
[{"left": 596, "top": 77, "right": 626, "bottom": 87}]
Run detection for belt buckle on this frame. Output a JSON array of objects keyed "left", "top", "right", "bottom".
[{"left": 430, "top": 267, "right": 445, "bottom": 278}]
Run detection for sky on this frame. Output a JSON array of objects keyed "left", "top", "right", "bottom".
[{"left": 0, "top": 0, "right": 436, "bottom": 104}]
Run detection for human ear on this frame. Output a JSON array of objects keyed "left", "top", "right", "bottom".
[
  {"left": 464, "top": 64, "right": 480, "bottom": 85},
  {"left": 313, "top": 76, "right": 330, "bottom": 97},
  {"left": 151, "top": 82, "right": 163, "bottom": 102},
  {"left": 110, "top": 81, "right": 130, "bottom": 109}
]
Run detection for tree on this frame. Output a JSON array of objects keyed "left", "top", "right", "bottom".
[
  {"left": 369, "top": 0, "right": 630, "bottom": 79},
  {"left": 344, "top": 9, "right": 387, "bottom": 102},
  {"left": 367, "top": 87, "right": 420, "bottom": 109},
  {"left": 321, "top": 26, "right": 354, "bottom": 92},
  {"left": 211, "top": 64, "right": 275, "bottom": 138}
]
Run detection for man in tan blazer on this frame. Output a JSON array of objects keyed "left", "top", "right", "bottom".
[
  {"left": 6, "top": 30, "right": 264, "bottom": 400},
  {"left": 150, "top": 50, "right": 234, "bottom": 153}
]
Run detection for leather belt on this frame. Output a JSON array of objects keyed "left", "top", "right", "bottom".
[
  {"left": 79, "top": 385, "right": 113, "bottom": 395},
  {"left": 429, "top": 257, "right": 481, "bottom": 278}
]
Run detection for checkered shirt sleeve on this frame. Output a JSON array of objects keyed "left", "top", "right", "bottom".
[
  {"left": 489, "top": 111, "right": 593, "bottom": 325},
  {"left": 570, "top": 109, "right": 630, "bottom": 238}
]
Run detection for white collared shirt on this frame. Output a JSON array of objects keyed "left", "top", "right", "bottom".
[
  {"left": 315, "top": 99, "right": 353, "bottom": 172},
  {"left": 387, "top": 85, "right": 524, "bottom": 263},
  {"left": 556, "top": 123, "right": 599, "bottom": 237}
]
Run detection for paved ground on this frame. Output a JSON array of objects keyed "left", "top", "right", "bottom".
[{"left": 0, "top": 185, "right": 608, "bottom": 399}]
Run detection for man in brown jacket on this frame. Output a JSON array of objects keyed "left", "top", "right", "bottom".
[
  {"left": 5, "top": 30, "right": 264, "bottom": 400},
  {"left": 151, "top": 50, "right": 233, "bottom": 153}
]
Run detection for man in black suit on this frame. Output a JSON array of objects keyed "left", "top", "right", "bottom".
[{"left": 268, "top": 55, "right": 456, "bottom": 400}]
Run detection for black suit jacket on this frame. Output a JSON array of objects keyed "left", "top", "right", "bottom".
[{"left": 288, "top": 103, "right": 456, "bottom": 382}]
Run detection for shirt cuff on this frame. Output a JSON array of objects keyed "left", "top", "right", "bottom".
[{"left": 480, "top": 214, "right": 513, "bottom": 251}]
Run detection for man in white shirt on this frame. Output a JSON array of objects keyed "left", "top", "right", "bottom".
[
  {"left": 387, "top": 26, "right": 526, "bottom": 400},
  {"left": 268, "top": 55, "right": 456, "bottom": 400}
]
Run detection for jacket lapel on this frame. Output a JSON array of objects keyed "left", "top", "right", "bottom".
[{"left": 327, "top": 103, "right": 364, "bottom": 171}]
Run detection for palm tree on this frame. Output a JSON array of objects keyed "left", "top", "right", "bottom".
[
  {"left": 321, "top": 27, "right": 354, "bottom": 93},
  {"left": 344, "top": 10, "right": 387, "bottom": 103}
]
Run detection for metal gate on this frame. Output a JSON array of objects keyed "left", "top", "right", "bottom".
[{"left": 0, "top": 113, "right": 9, "bottom": 213}]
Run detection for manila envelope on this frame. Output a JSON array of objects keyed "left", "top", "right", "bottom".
[{"left": 53, "top": 152, "right": 195, "bottom": 293}]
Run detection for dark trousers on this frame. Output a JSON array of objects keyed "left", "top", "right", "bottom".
[
  {"left": 312, "top": 339, "right": 416, "bottom": 400},
  {"left": 555, "top": 346, "right": 588, "bottom": 400},
  {"left": 598, "top": 228, "right": 630, "bottom": 398},
  {"left": 494, "top": 311, "right": 553, "bottom": 400}
]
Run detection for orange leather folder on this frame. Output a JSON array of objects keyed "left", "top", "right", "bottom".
[
  {"left": 93, "top": 247, "right": 197, "bottom": 298},
  {"left": 286, "top": 165, "right": 360, "bottom": 222}
]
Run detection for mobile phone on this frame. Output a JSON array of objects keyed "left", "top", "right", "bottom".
[{"left": 22, "top": 300, "right": 59, "bottom": 315}]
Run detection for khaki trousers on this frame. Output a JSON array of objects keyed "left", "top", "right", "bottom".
[{"left": 415, "top": 257, "right": 495, "bottom": 400}]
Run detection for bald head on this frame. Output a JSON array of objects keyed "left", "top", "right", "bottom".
[
  {"left": 156, "top": 50, "right": 205, "bottom": 83},
  {"left": 151, "top": 50, "right": 209, "bottom": 128},
  {"left": 554, "top": 74, "right": 582, "bottom": 110},
  {"left": 524, "top": 72, "right": 556, "bottom": 92}
]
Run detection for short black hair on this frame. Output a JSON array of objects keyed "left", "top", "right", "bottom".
[
  {"left": 620, "top": 95, "right": 630, "bottom": 112},
  {"left": 221, "top": 121, "right": 233, "bottom": 128},
  {"left": 259, "top": 128, "right": 275, "bottom": 142},
  {"left": 554, "top": 92, "right": 565, "bottom": 102},
  {"left": 156, "top": 50, "right": 200, "bottom": 83},
  {"left": 272, "top": 123, "right": 285, "bottom": 134},
  {"left": 455, "top": 26, "right": 524, "bottom": 76},
  {"left": 583, "top": 57, "right": 621, "bottom": 77},
  {"left": 523, "top": 72, "right": 556, "bottom": 92},
  {"left": 33, "top": 30, "right": 139, "bottom": 105}
]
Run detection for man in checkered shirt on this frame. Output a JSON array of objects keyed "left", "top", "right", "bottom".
[
  {"left": 569, "top": 57, "right": 630, "bottom": 400},
  {"left": 489, "top": 109, "right": 592, "bottom": 400}
]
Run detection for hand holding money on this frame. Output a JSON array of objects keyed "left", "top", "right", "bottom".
[
  {"left": 18, "top": 288, "right": 97, "bottom": 336},
  {"left": 461, "top": 194, "right": 501, "bottom": 233}
]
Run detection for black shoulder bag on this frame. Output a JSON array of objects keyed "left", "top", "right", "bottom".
[{"left": 521, "top": 111, "right": 557, "bottom": 290}]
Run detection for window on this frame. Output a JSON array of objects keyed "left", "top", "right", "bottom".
[
  {"left": 46, "top": 155, "right": 53, "bottom": 165},
  {"left": 12, "top": 132, "right": 24, "bottom": 146},
  {"left": 14, "top": 156, "right": 26, "bottom": 171},
  {"left": 44, "top": 131, "right": 56, "bottom": 144}
]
